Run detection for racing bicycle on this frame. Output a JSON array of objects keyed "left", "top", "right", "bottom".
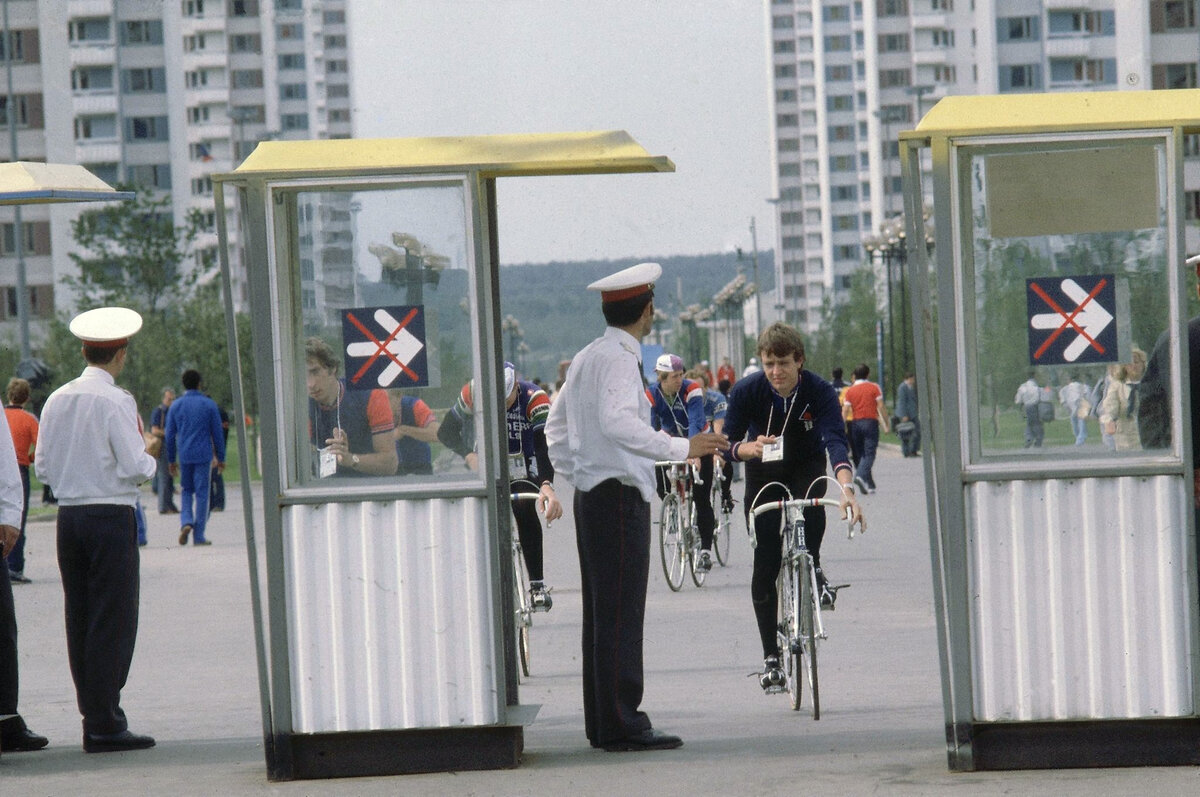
[
  {"left": 709, "top": 461, "right": 733, "bottom": 566},
  {"left": 655, "top": 460, "right": 707, "bottom": 591},
  {"left": 509, "top": 479, "right": 550, "bottom": 678},
  {"left": 749, "top": 483, "right": 854, "bottom": 717}
]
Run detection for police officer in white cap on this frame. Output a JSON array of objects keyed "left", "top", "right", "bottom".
[
  {"left": 35, "top": 307, "right": 158, "bottom": 753},
  {"left": 545, "top": 263, "right": 728, "bottom": 752}
]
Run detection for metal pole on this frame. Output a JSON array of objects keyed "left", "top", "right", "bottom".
[
  {"left": 750, "top": 217, "right": 762, "bottom": 330},
  {"left": 885, "top": 246, "right": 896, "bottom": 398},
  {"left": 2, "top": 0, "right": 30, "bottom": 360}
]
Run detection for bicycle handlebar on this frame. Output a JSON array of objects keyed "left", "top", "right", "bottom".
[
  {"left": 749, "top": 496, "right": 844, "bottom": 519},
  {"left": 653, "top": 460, "right": 704, "bottom": 487}
]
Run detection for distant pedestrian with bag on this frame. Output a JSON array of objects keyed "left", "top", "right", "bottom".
[
  {"left": 1058, "top": 372, "right": 1090, "bottom": 446},
  {"left": 165, "top": 370, "right": 226, "bottom": 546},
  {"left": 1014, "top": 371, "right": 1045, "bottom": 448},
  {"left": 842, "top": 363, "right": 890, "bottom": 492},
  {"left": 894, "top": 372, "right": 920, "bottom": 458}
]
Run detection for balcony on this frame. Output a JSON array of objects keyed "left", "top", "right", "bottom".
[
  {"left": 74, "top": 140, "right": 121, "bottom": 163},
  {"left": 71, "top": 91, "right": 119, "bottom": 115},
  {"left": 69, "top": 45, "right": 116, "bottom": 68},
  {"left": 1045, "top": 35, "right": 1094, "bottom": 58}
]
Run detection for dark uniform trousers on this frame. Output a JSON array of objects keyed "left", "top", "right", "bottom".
[
  {"left": 574, "top": 479, "right": 652, "bottom": 746},
  {"left": 57, "top": 504, "right": 140, "bottom": 735},
  {"left": 0, "top": 563, "right": 26, "bottom": 737}
]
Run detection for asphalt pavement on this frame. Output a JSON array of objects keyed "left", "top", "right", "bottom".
[{"left": 3, "top": 450, "right": 1200, "bottom": 795}]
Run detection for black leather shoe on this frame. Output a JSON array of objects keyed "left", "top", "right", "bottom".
[
  {"left": 1, "top": 727, "right": 49, "bottom": 751},
  {"left": 83, "top": 730, "right": 156, "bottom": 754},
  {"left": 601, "top": 728, "right": 683, "bottom": 752}
]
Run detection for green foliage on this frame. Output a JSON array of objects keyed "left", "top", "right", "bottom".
[
  {"left": 807, "top": 265, "right": 882, "bottom": 380},
  {"left": 39, "top": 188, "right": 257, "bottom": 425}
]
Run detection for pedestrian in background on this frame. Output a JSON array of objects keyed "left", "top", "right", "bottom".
[
  {"left": 35, "top": 307, "right": 158, "bottom": 753},
  {"left": 894, "top": 372, "right": 920, "bottom": 457},
  {"left": 165, "top": 370, "right": 226, "bottom": 546},
  {"left": 1014, "top": 371, "right": 1045, "bottom": 448},
  {"left": 4, "top": 378, "right": 38, "bottom": 584},
  {"left": 842, "top": 363, "right": 890, "bottom": 492},
  {"left": 150, "top": 388, "right": 177, "bottom": 514},
  {"left": 1057, "top": 371, "right": 1090, "bottom": 446}
]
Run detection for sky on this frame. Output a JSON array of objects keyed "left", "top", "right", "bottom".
[{"left": 347, "top": 0, "right": 775, "bottom": 266}]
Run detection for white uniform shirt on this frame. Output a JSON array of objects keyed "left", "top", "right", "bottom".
[
  {"left": 35, "top": 366, "right": 157, "bottom": 507},
  {"left": 0, "top": 413, "right": 25, "bottom": 528},
  {"left": 546, "top": 326, "right": 690, "bottom": 502}
]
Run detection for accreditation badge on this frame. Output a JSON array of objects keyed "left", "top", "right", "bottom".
[
  {"left": 318, "top": 446, "right": 338, "bottom": 478},
  {"left": 761, "top": 439, "right": 784, "bottom": 462}
]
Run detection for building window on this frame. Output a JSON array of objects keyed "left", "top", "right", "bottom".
[
  {"left": 778, "top": 138, "right": 800, "bottom": 152},
  {"left": 280, "top": 83, "right": 307, "bottom": 100},
  {"left": 878, "top": 0, "right": 908, "bottom": 15},
  {"left": 826, "top": 64, "right": 852, "bottom": 81},
  {"left": 183, "top": 0, "right": 205, "bottom": 16},
  {"left": 278, "top": 53, "right": 305, "bottom": 70},
  {"left": 231, "top": 104, "right": 265, "bottom": 123},
  {"left": 1154, "top": 63, "right": 1199, "bottom": 90},
  {"left": 0, "top": 222, "right": 37, "bottom": 255},
  {"left": 774, "top": 39, "right": 795, "bottom": 54},
  {"left": 328, "top": 108, "right": 351, "bottom": 123},
  {"left": 71, "top": 67, "right": 113, "bottom": 92},
  {"left": 128, "top": 116, "right": 169, "bottom": 141},
  {"left": 281, "top": 113, "right": 309, "bottom": 131},
  {"left": 777, "top": 88, "right": 797, "bottom": 103},
  {"left": 827, "top": 95, "right": 854, "bottom": 112},
  {"left": 127, "top": 164, "right": 172, "bottom": 189},
  {"left": 825, "top": 34, "right": 852, "bottom": 51},
  {"left": 878, "top": 33, "right": 910, "bottom": 52},
  {"left": 832, "top": 184, "right": 858, "bottom": 201},
  {"left": 1002, "top": 64, "right": 1041, "bottom": 91},
  {"left": 931, "top": 29, "right": 954, "bottom": 47},
  {"left": 185, "top": 70, "right": 207, "bottom": 88},
  {"left": 1047, "top": 10, "right": 1113, "bottom": 37},
  {"left": 999, "top": 16, "right": 1039, "bottom": 41},
  {"left": 779, "top": 163, "right": 801, "bottom": 178},
  {"left": 833, "top": 215, "right": 859, "bottom": 231},
  {"left": 122, "top": 68, "right": 166, "bottom": 93},
  {"left": 1185, "top": 133, "right": 1200, "bottom": 158},
  {"left": 69, "top": 18, "right": 111, "bottom": 43},
  {"left": 1160, "top": 1, "right": 1198, "bottom": 30},
  {"left": 776, "top": 63, "right": 797, "bottom": 79},
  {"left": 1, "top": 285, "right": 54, "bottom": 320},
  {"left": 230, "top": 0, "right": 260, "bottom": 16},
  {"left": 327, "top": 83, "right": 350, "bottom": 99},
  {"left": 278, "top": 23, "right": 304, "bottom": 39},
  {"left": 229, "top": 34, "right": 262, "bottom": 53},
  {"left": 232, "top": 70, "right": 264, "bottom": 89},
  {"left": 781, "top": 212, "right": 803, "bottom": 226},
  {"left": 183, "top": 33, "right": 207, "bottom": 52},
  {"left": 1050, "top": 58, "right": 1116, "bottom": 86},
  {"left": 834, "top": 245, "right": 860, "bottom": 261},
  {"left": 277, "top": 0, "right": 303, "bottom": 9},
  {"left": 191, "top": 176, "right": 213, "bottom": 196},
  {"left": 121, "top": 20, "right": 163, "bottom": 45},
  {"left": 187, "top": 106, "right": 211, "bottom": 124},
  {"left": 326, "top": 60, "right": 349, "bottom": 74},
  {"left": 1186, "top": 190, "right": 1200, "bottom": 221},
  {"left": 823, "top": 5, "right": 850, "bottom": 22},
  {"left": 930, "top": 0, "right": 952, "bottom": 8},
  {"left": 84, "top": 163, "right": 119, "bottom": 184},
  {"left": 0, "top": 30, "right": 27, "bottom": 62},
  {"left": 324, "top": 34, "right": 347, "bottom": 48},
  {"left": 323, "top": 9, "right": 346, "bottom": 23},
  {"left": 75, "top": 115, "right": 117, "bottom": 141},
  {"left": 773, "top": 14, "right": 794, "bottom": 29},
  {"left": 879, "top": 68, "right": 911, "bottom": 88},
  {"left": 933, "top": 65, "right": 956, "bottom": 83},
  {"left": 776, "top": 113, "right": 799, "bottom": 128},
  {"left": 830, "top": 155, "right": 856, "bottom": 171}
]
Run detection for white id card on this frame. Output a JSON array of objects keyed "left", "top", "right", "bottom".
[
  {"left": 761, "top": 439, "right": 784, "bottom": 462},
  {"left": 318, "top": 446, "right": 338, "bottom": 478}
]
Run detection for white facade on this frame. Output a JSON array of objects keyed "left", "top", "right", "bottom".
[
  {"left": 0, "top": 0, "right": 352, "bottom": 330},
  {"left": 767, "top": 0, "right": 1200, "bottom": 333}
]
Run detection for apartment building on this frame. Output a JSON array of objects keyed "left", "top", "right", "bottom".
[
  {"left": 767, "top": 0, "right": 1200, "bottom": 333},
  {"left": 0, "top": 0, "right": 352, "bottom": 335}
]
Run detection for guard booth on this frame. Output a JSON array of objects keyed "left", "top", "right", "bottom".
[
  {"left": 899, "top": 89, "right": 1200, "bottom": 771},
  {"left": 211, "top": 132, "right": 673, "bottom": 780}
]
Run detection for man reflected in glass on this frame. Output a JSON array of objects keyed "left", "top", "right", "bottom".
[{"left": 306, "top": 337, "right": 399, "bottom": 477}]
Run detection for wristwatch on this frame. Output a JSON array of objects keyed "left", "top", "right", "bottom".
[{"left": 351, "top": 454, "right": 361, "bottom": 469}]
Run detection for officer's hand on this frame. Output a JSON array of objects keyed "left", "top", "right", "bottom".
[{"left": 687, "top": 431, "right": 728, "bottom": 459}]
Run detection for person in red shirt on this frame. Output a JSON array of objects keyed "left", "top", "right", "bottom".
[
  {"left": 841, "top": 363, "right": 890, "bottom": 493},
  {"left": 716, "top": 357, "right": 736, "bottom": 386},
  {"left": 4, "top": 378, "right": 37, "bottom": 583}
]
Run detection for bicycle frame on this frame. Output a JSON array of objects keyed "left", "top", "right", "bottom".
[{"left": 655, "top": 460, "right": 706, "bottom": 590}]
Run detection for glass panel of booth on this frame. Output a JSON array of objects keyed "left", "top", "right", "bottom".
[
  {"left": 959, "top": 134, "right": 1185, "bottom": 466},
  {"left": 280, "top": 179, "right": 488, "bottom": 489}
]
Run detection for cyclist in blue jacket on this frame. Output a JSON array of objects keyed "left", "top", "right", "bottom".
[
  {"left": 649, "top": 353, "right": 716, "bottom": 573},
  {"left": 722, "top": 323, "right": 863, "bottom": 690}
]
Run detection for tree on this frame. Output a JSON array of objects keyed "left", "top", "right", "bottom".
[
  {"left": 66, "top": 184, "right": 207, "bottom": 316},
  {"left": 807, "top": 265, "right": 882, "bottom": 383}
]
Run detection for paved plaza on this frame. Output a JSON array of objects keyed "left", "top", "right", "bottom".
[{"left": 2, "top": 451, "right": 1199, "bottom": 794}]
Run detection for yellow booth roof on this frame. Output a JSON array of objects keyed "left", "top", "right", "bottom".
[
  {"left": 0, "top": 161, "right": 133, "bottom": 205},
  {"left": 901, "top": 88, "right": 1200, "bottom": 141},
  {"left": 217, "top": 130, "right": 674, "bottom": 182}
]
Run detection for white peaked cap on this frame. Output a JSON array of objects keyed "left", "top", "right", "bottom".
[
  {"left": 587, "top": 262, "right": 661, "bottom": 302},
  {"left": 69, "top": 306, "right": 143, "bottom": 346}
]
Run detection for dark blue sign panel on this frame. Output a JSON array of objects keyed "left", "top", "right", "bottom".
[
  {"left": 1025, "top": 274, "right": 1116, "bottom": 366},
  {"left": 341, "top": 305, "right": 429, "bottom": 389}
]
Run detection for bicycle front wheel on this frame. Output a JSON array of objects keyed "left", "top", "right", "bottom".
[
  {"left": 659, "top": 494, "right": 686, "bottom": 591},
  {"left": 513, "top": 542, "right": 532, "bottom": 678},
  {"left": 780, "top": 560, "right": 803, "bottom": 711},
  {"left": 798, "top": 554, "right": 820, "bottom": 719},
  {"left": 689, "top": 499, "right": 707, "bottom": 588}
]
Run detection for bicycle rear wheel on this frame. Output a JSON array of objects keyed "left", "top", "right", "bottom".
[
  {"left": 659, "top": 494, "right": 685, "bottom": 591},
  {"left": 798, "top": 554, "right": 820, "bottom": 719},
  {"left": 513, "top": 542, "right": 532, "bottom": 678},
  {"left": 711, "top": 480, "right": 731, "bottom": 567}
]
